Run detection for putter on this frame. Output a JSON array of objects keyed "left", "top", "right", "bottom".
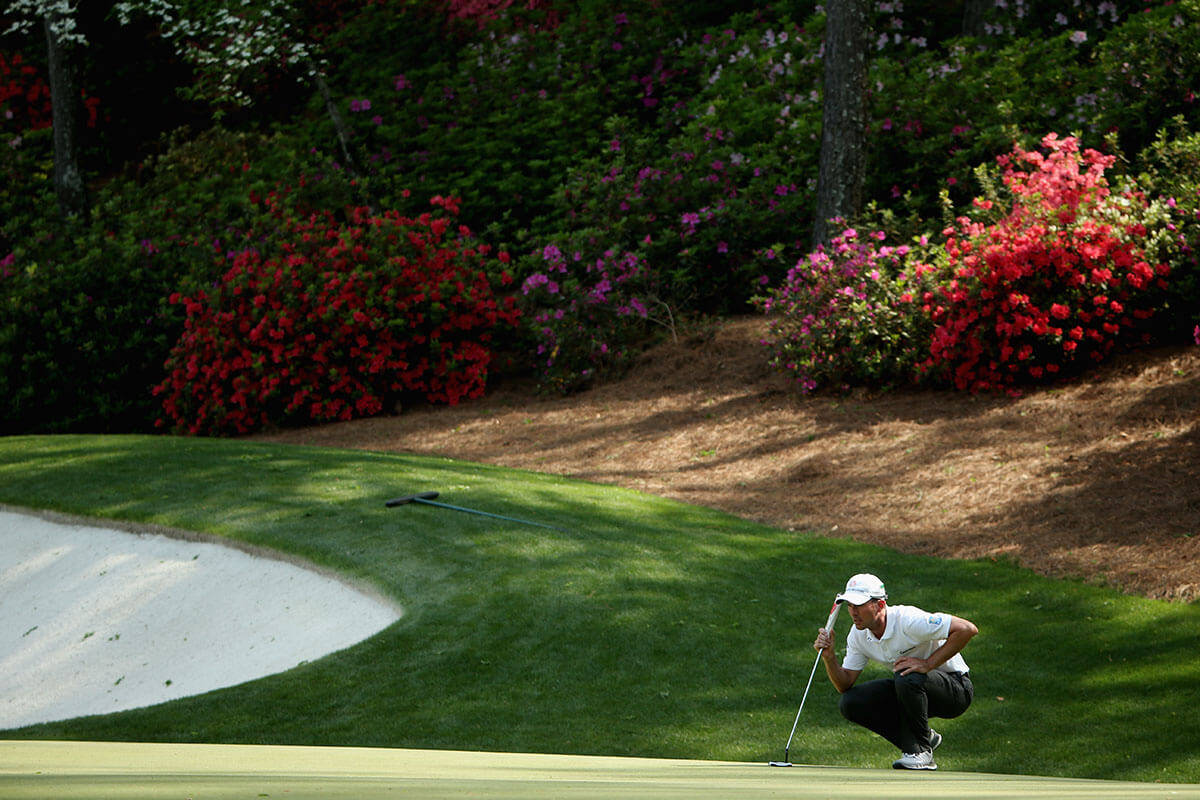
[
  {"left": 385, "top": 490, "right": 565, "bottom": 532},
  {"left": 769, "top": 599, "right": 842, "bottom": 767}
]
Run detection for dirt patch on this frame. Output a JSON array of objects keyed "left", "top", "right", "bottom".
[{"left": 252, "top": 316, "right": 1200, "bottom": 602}]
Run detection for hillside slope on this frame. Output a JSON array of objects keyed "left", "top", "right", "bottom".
[{"left": 253, "top": 317, "right": 1200, "bottom": 602}]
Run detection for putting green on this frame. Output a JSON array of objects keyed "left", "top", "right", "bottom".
[{"left": 2, "top": 741, "right": 1198, "bottom": 799}]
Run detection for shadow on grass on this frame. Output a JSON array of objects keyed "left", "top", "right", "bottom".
[{"left": 1, "top": 435, "right": 1198, "bottom": 783}]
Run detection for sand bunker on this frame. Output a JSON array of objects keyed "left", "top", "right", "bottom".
[{"left": 0, "top": 509, "right": 402, "bottom": 729}]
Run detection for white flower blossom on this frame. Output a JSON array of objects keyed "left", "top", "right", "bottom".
[{"left": 22, "top": 0, "right": 328, "bottom": 107}]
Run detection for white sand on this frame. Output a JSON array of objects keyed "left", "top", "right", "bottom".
[{"left": 0, "top": 509, "right": 402, "bottom": 729}]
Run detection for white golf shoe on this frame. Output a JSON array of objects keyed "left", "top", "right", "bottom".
[{"left": 893, "top": 749, "right": 937, "bottom": 770}]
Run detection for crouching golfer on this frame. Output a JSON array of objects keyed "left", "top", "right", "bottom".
[{"left": 814, "top": 573, "right": 977, "bottom": 770}]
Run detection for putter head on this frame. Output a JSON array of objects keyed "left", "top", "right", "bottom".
[
  {"left": 384, "top": 491, "right": 440, "bottom": 507},
  {"left": 768, "top": 761, "right": 793, "bottom": 767}
]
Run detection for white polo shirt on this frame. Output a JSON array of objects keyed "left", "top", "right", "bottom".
[{"left": 843, "top": 604, "right": 969, "bottom": 675}]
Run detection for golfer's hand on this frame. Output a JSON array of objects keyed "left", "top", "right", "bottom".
[
  {"left": 813, "top": 628, "right": 834, "bottom": 652},
  {"left": 893, "top": 656, "right": 930, "bottom": 675}
]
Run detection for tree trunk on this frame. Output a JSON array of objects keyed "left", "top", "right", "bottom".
[
  {"left": 44, "top": 14, "right": 87, "bottom": 219},
  {"left": 311, "top": 65, "right": 379, "bottom": 213},
  {"left": 812, "top": 0, "right": 869, "bottom": 248},
  {"left": 314, "top": 68, "right": 360, "bottom": 177},
  {"left": 962, "top": 0, "right": 988, "bottom": 37}
]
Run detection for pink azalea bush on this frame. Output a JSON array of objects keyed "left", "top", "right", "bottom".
[{"left": 756, "top": 227, "right": 936, "bottom": 393}]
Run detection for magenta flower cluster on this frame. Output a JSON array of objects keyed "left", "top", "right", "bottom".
[
  {"left": 757, "top": 226, "right": 935, "bottom": 393},
  {"left": 520, "top": 243, "right": 649, "bottom": 392}
]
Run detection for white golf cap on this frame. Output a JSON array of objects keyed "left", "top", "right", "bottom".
[{"left": 836, "top": 573, "right": 887, "bottom": 605}]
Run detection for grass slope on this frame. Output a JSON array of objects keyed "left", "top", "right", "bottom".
[{"left": 1, "top": 434, "right": 1197, "bottom": 784}]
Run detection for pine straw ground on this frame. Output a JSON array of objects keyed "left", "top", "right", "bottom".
[{"left": 253, "top": 317, "right": 1200, "bottom": 603}]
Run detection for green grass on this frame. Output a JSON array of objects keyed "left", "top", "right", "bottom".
[{"left": 1, "top": 434, "right": 1198, "bottom": 784}]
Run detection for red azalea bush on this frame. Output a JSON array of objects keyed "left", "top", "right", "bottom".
[
  {"left": 0, "top": 50, "right": 52, "bottom": 133},
  {"left": 155, "top": 194, "right": 520, "bottom": 435},
  {"left": 0, "top": 49, "right": 99, "bottom": 135},
  {"left": 440, "top": 0, "right": 561, "bottom": 31},
  {"left": 920, "top": 133, "right": 1170, "bottom": 393}
]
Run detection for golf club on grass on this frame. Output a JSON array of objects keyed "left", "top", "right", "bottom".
[
  {"left": 385, "top": 490, "right": 566, "bottom": 532},
  {"left": 769, "top": 599, "right": 842, "bottom": 767}
]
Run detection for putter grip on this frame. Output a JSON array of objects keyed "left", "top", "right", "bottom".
[{"left": 823, "top": 600, "right": 841, "bottom": 631}]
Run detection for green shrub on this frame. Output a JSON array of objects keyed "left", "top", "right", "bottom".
[
  {"left": 0, "top": 226, "right": 182, "bottom": 434},
  {"left": 860, "top": 2, "right": 1183, "bottom": 229},
  {"left": 867, "top": 33, "right": 1097, "bottom": 217},
  {"left": 321, "top": 3, "right": 685, "bottom": 247},
  {"left": 0, "top": 126, "right": 361, "bottom": 434},
  {"left": 1091, "top": 1, "right": 1200, "bottom": 156},
  {"left": 544, "top": 11, "right": 826, "bottom": 315},
  {"left": 1131, "top": 120, "right": 1200, "bottom": 341},
  {"left": 515, "top": 8, "right": 827, "bottom": 390}
]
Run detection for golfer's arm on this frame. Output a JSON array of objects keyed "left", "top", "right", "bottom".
[
  {"left": 820, "top": 648, "right": 860, "bottom": 694},
  {"left": 925, "top": 616, "right": 978, "bottom": 670}
]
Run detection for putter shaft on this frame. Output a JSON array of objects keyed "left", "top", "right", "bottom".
[{"left": 774, "top": 600, "right": 841, "bottom": 766}]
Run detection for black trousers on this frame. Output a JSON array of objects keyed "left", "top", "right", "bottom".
[{"left": 839, "top": 670, "right": 974, "bottom": 753}]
